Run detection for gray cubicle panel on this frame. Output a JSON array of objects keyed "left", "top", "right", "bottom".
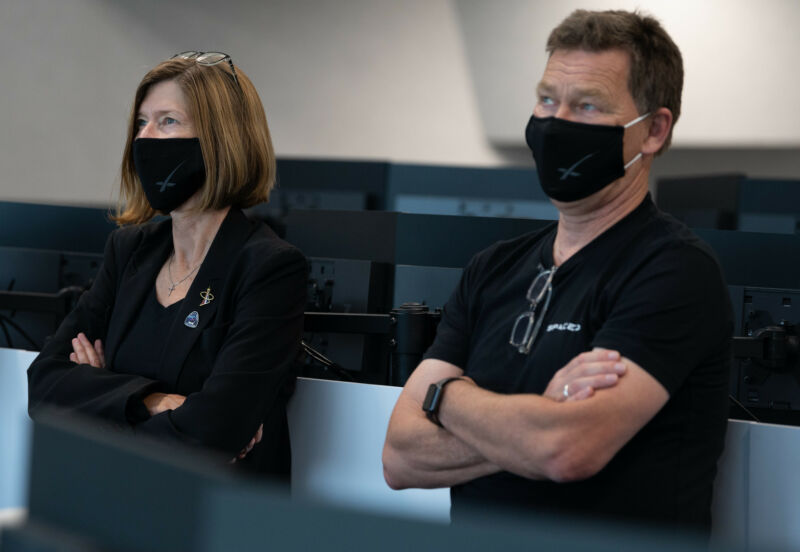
[
  {"left": 270, "top": 159, "right": 557, "bottom": 221},
  {"left": 696, "top": 229, "right": 800, "bottom": 290},
  {"left": 738, "top": 179, "right": 800, "bottom": 234},
  {"left": 711, "top": 419, "right": 800, "bottom": 551},
  {"left": 274, "top": 158, "right": 390, "bottom": 211},
  {"left": 5, "top": 409, "right": 715, "bottom": 552},
  {"left": 387, "top": 163, "right": 558, "bottom": 220},
  {"left": 6, "top": 410, "right": 238, "bottom": 552},
  {"left": 655, "top": 174, "right": 743, "bottom": 230},
  {"left": 655, "top": 174, "right": 800, "bottom": 234},
  {"left": 0, "top": 246, "right": 103, "bottom": 349},
  {"left": 393, "top": 264, "right": 463, "bottom": 309},
  {"left": 288, "top": 377, "right": 450, "bottom": 522},
  {"left": 0, "top": 348, "right": 793, "bottom": 551},
  {"left": 0, "top": 201, "right": 114, "bottom": 253},
  {"left": 0, "top": 349, "right": 33, "bottom": 512},
  {"left": 284, "top": 209, "right": 553, "bottom": 269}
]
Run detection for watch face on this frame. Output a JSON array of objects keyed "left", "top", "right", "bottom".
[{"left": 422, "top": 383, "right": 441, "bottom": 413}]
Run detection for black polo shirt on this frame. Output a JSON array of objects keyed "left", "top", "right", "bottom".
[{"left": 424, "top": 195, "right": 733, "bottom": 531}]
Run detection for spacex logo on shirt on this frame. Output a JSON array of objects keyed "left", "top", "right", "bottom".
[{"left": 547, "top": 322, "right": 582, "bottom": 333}]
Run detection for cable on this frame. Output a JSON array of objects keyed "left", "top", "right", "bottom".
[
  {"left": 5, "top": 278, "right": 18, "bottom": 318},
  {"left": 0, "top": 314, "right": 41, "bottom": 350},
  {"left": 300, "top": 339, "right": 354, "bottom": 382},
  {"left": 728, "top": 393, "right": 762, "bottom": 423},
  {"left": 0, "top": 318, "right": 12, "bottom": 348}
]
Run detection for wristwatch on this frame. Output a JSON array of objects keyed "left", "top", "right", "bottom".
[{"left": 422, "top": 377, "right": 463, "bottom": 427}]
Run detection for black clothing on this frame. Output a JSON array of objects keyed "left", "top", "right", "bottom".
[
  {"left": 115, "top": 287, "right": 184, "bottom": 381},
  {"left": 425, "top": 195, "right": 733, "bottom": 530},
  {"left": 28, "top": 208, "right": 308, "bottom": 477}
]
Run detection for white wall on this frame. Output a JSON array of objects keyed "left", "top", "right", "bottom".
[
  {"left": 0, "top": 0, "right": 503, "bottom": 207},
  {"left": 456, "top": 0, "right": 800, "bottom": 148},
  {"left": 0, "top": 0, "right": 798, "bottom": 208}
]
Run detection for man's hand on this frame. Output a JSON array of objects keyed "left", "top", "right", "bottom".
[
  {"left": 69, "top": 332, "right": 105, "bottom": 368},
  {"left": 543, "top": 348, "right": 627, "bottom": 402},
  {"left": 142, "top": 392, "right": 186, "bottom": 417}
]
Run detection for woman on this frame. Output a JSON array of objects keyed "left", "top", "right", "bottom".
[{"left": 27, "top": 52, "right": 306, "bottom": 477}]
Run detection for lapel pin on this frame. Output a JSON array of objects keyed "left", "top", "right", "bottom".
[
  {"left": 184, "top": 311, "right": 199, "bottom": 328},
  {"left": 200, "top": 286, "right": 215, "bottom": 307}
]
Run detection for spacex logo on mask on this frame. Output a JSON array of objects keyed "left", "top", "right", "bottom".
[
  {"left": 133, "top": 137, "right": 206, "bottom": 213},
  {"left": 156, "top": 161, "right": 185, "bottom": 192}
]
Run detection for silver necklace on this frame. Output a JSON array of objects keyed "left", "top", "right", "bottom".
[{"left": 167, "top": 253, "right": 201, "bottom": 296}]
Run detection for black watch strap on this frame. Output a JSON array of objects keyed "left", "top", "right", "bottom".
[{"left": 422, "top": 376, "right": 463, "bottom": 427}]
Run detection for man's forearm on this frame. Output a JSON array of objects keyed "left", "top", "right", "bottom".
[
  {"left": 437, "top": 380, "right": 559, "bottom": 481},
  {"left": 437, "top": 360, "right": 669, "bottom": 483},
  {"left": 383, "top": 395, "right": 500, "bottom": 489}
]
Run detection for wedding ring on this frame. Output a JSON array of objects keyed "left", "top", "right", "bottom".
[{"left": 563, "top": 383, "right": 570, "bottom": 399}]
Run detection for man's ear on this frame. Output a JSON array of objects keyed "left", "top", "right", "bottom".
[{"left": 641, "top": 107, "right": 673, "bottom": 155}]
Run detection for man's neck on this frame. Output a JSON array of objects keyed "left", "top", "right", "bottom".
[{"left": 552, "top": 173, "right": 649, "bottom": 266}]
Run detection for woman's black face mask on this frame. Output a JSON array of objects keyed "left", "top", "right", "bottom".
[
  {"left": 525, "top": 113, "right": 649, "bottom": 202},
  {"left": 133, "top": 137, "right": 206, "bottom": 213}
]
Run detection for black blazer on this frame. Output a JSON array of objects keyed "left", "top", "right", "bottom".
[{"left": 28, "top": 208, "right": 307, "bottom": 476}]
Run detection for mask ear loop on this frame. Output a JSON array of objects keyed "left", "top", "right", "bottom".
[
  {"left": 624, "top": 112, "right": 650, "bottom": 128},
  {"left": 622, "top": 112, "right": 650, "bottom": 170},
  {"left": 623, "top": 152, "right": 643, "bottom": 170}
]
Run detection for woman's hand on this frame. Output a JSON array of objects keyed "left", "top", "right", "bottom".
[
  {"left": 233, "top": 423, "right": 263, "bottom": 462},
  {"left": 69, "top": 332, "right": 105, "bottom": 369},
  {"left": 142, "top": 392, "right": 187, "bottom": 416},
  {"left": 543, "top": 348, "right": 627, "bottom": 402}
]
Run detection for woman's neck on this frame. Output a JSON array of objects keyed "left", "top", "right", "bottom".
[{"left": 170, "top": 205, "right": 231, "bottom": 267}]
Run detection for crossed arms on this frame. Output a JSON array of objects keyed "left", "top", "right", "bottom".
[
  {"left": 382, "top": 348, "right": 669, "bottom": 489},
  {"left": 68, "top": 332, "right": 262, "bottom": 460}
]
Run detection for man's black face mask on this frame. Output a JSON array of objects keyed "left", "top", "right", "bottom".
[
  {"left": 525, "top": 113, "right": 649, "bottom": 202},
  {"left": 133, "top": 138, "right": 206, "bottom": 213}
]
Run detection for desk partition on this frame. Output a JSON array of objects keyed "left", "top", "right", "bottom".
[
  {"left": 2, "top": 347, "right": 800, "bottom": 550},
  {"left": 0, "top": 349, "right": 34, "bottom": 511},
  {"left": 288, "top": 377, "right": 449, "bottom": 521}
]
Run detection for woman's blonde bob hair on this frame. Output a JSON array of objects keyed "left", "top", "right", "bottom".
[{"left": 114, "top": 56, "right": 275, "bottom": 225}]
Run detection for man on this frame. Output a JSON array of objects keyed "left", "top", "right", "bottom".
[{"left": 382, "top": 10, "right": 732, "bottom": 532}]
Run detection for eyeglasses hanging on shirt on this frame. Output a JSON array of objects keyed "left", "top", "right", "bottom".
[{"left": 509, "top": 265, "right": 557, "bottom": 354}]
